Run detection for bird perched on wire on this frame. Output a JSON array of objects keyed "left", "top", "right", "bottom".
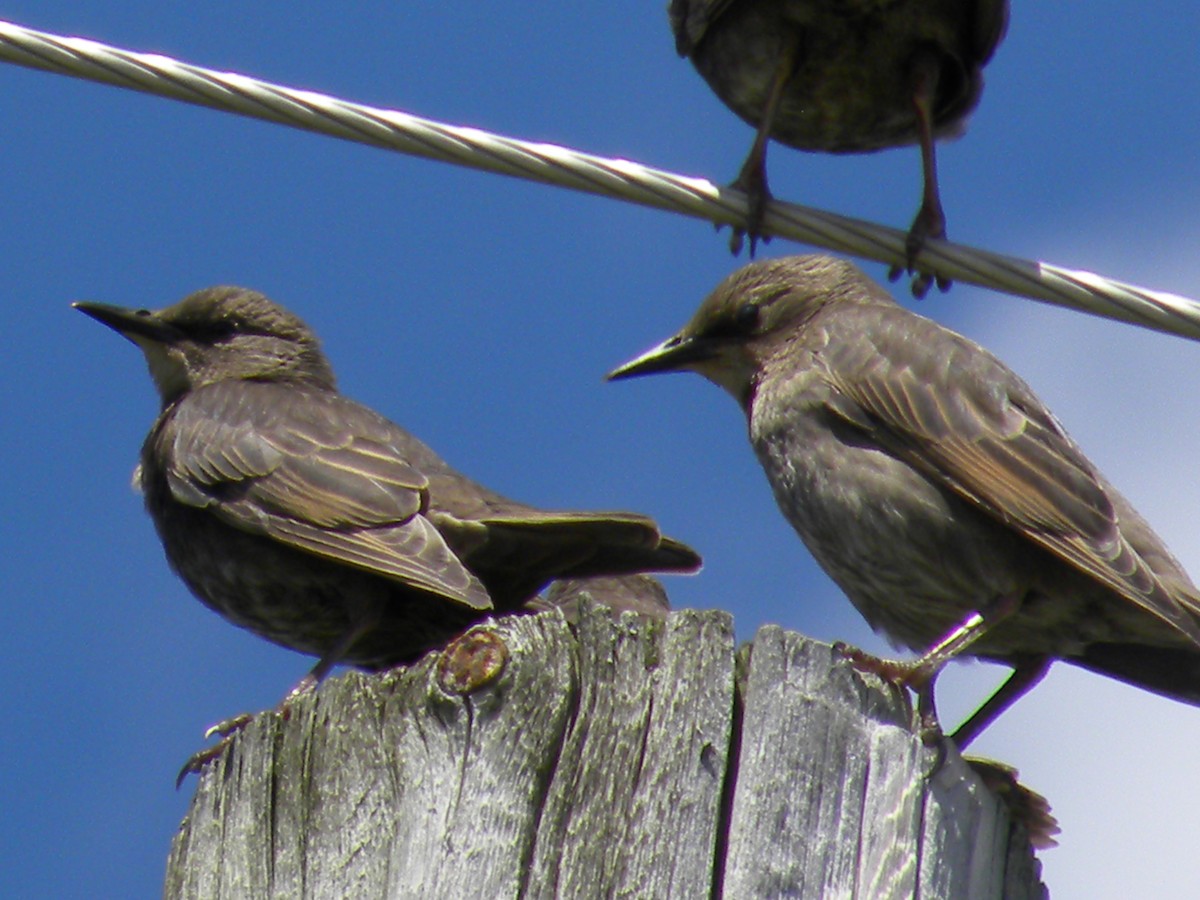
[
  {"left": 609, "top": 254, "right": 1200, "bottom": 747},
  {"left": 76, "top": 287, "right": 701, "bottom": 775},
  {"left": 670, "top": 0, "right": 1008, "bottom": 295}
]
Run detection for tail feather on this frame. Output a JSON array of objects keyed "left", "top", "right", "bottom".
[
  {"left": 1071, "top": 642, "right": 1200, "bottom": 707},
  {"left": 437, "top": 511, "right": 701, "bottom": 604}
]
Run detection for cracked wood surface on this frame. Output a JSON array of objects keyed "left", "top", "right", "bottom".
[{"left": 164, "top": 605, "right": 1047, "bottom": 899}]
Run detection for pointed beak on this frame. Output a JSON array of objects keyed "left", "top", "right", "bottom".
[
  {"left": 73, "top": 302, "right": 178, "bottom": 344},
  {"left": 606, "top": 333, "right": 718, "bottom": 381}
]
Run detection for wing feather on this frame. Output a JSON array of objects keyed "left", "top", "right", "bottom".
[
  {"left": 156, "top": 381, "right": 490, "bottom": 610},
  {"left": 822, "top": 307, "right": 1200, "bottom": 642}
]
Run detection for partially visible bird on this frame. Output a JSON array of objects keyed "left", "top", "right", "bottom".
[
  {"left": 670, "top": 0, "right": 1008, "bottom": 294},
  {"left": 608, "top": 254, "right": 1200, "bottom": 746},
  {"left": 531, "top": 574, "right": 672, "bottom": 623},
  {"left": 75, "top": 287, "right": 700, "bottom": 769},
  {"left": 963, "top": 756, "right": 1059, "bottom": 851}
]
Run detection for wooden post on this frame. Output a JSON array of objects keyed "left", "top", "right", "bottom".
[{"left": 164, "top": 606, "right": 1048, "bottom": 898}]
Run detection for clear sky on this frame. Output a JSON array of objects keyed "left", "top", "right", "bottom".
[{"left": 3, "top": 3, "right": 1199, "bottom": 897}]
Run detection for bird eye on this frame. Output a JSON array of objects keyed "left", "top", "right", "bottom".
[
  {"left": 189, "top": 318, "right": 239, "bottom": 342},
  {"left": 734, "top": 302, "right": 760, "bottom": 332}
]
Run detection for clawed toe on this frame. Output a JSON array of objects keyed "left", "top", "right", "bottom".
[
  {"left": 728, "top": 157, "right": 772, "bottom": 258},
  {"left": 891, "top": 204, "right": 950, "bottom": 298},
  {"left": 203, "top": 712, "right": 254, "bottom": 740},
  {"left": 835, "top": 642, "right": 923, "bottom": 685},
  {"left": 177, "top": 734, "right": 237, "bottom": 788},
  {"left": 177, "top": 712, "right": 255, "bottom": 788},
  {"left": 834, "top": 642, "right": 946, "bottom": 742}
]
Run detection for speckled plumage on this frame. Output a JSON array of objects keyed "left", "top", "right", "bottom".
[
  {"left": 77, "top": 287, "right": 701, "bottom": 684},
  {"left": 673, "top": 0, "right": 1005, "bottom": 150},
  {"left": 610, "top": 255, "right": 1200, "bottom": 741},
  {"left": 671, "top": 0, "right": 1008, "bottom": 288}
]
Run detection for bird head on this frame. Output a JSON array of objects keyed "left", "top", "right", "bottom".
[
  {"left": 74, "top": 286, "right": 336, "bottom": 405},
  {"left": 607, "top": 255, "right": 879, "bottom": 405}
]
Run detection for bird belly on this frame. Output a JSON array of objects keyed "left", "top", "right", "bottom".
[
  {"left": 146, "top": 490, "right": 480, "bottom": 668},
  {"left": 688, "top": 0, "right": 976, "bottom": 152},
  {"left": 753, "top": 421, "right": 1037, "bottom": 652}
]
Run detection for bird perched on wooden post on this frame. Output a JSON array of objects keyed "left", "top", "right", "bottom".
[
  {"left": 76, "top": 287, "right": 700, "bottom": 777},
  {"left": 670, "top": 0, "right": 1008, "bottom": 295},
  {"left": 609, "top": 254, "right": 1200, "bottom": 747},
  {"left": 530, "top": 574, "right": 672, "bottom": 623}
]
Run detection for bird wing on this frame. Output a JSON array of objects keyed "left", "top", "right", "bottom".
[
  {"left": 821, "top": 307, "right": 1200, "bottom": 643},
  {"left": 157, "top": 382, "right": 492, "bottom": 610}
]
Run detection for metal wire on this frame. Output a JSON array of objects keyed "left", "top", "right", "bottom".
[{"left": 3, "top": 17, "right": 1199, "bottom": 341}]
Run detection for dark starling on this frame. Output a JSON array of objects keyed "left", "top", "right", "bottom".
[
  {"left": 75, "top": 287, "right": 700, "bottom": 737},
  {"left": 530, "top": 574, "right": 672, "bottom": 623},
  {"left": 671, "top": 0, "right": 1008, "bottom": 294},
  {"left": 608, "top": 254, "right": 1200, "bottom": 747}
]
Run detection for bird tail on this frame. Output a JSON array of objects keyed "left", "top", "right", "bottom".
[
  {"left": 482, "top": 511, "right": 702, "bottom": 573},
  {"left": 1070, "top": 642, "right": 1200, "bottom": 707},
  {"left": 441, "top": 510, "right": 701, "bottom": 604}
]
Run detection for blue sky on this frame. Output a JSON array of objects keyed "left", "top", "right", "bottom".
[{"left": 3, "top": 4, "right": 1199, "bottom": 897}]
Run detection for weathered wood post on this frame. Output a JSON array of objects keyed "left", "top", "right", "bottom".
[{"left": 164, "top": 605, "right": 1047, "bottom": 898}]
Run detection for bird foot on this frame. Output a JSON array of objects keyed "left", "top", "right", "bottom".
[
  {"left": 176, "top": 712, "right": 255, "bottom": 788},
  {"left": 887, "top": 204, "right": 950, "bottom": 298},
  {"left": 834, "top": 642, "right": 944, "bottom": 745},
  {"left": 175, "top": 675, "right": 320, "bottom": 787},
  {"left": 727, "top": 158, "right": 772, "bottom": 258},
  {"left": 834, "top": 642, "right": 932, "bottom": 687},
  {"left": 203, "top": 712, "right": 255, "bottom": 740}
]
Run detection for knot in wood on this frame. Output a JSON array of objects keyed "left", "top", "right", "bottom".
[{"left": 436, "top": 628, "right": 509, "bottom": 696}]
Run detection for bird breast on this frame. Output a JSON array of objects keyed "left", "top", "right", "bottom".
[{"left": 747, "top": 375, "right": 1032, "bottom": 650}]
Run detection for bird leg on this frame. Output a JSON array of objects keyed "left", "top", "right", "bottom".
[
  {"left": 175, "top": 612, "right": 379, "bottom": 787},
  {"left": 888, "top": 48, "right": 950, "bottom": 297},
  {"left": 729, "top": 31, "right": 803, "bottom": 257},
  {"left": 951, "top": 657, "right": 1051, "bottom": 749},
  {"left": 837, "top": 592, "right": 1023, "bottom": 744}
]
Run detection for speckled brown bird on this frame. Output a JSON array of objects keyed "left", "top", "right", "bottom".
[
  {"left": 75, "top": 286, "right": 700, "bottom": 711},
  {"left": 609, "top": 254, "right": 1200, "bottom": 746},
  {"left": 530, "top": 574, "right": 672, "bottom": 623},
  {"left": 671, "top": 0, "right": 1008, "bottom": 294}
]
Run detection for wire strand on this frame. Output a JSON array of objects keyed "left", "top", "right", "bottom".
[{"left": 2, "top": 18, "right": 1199, "bottom": 341}]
